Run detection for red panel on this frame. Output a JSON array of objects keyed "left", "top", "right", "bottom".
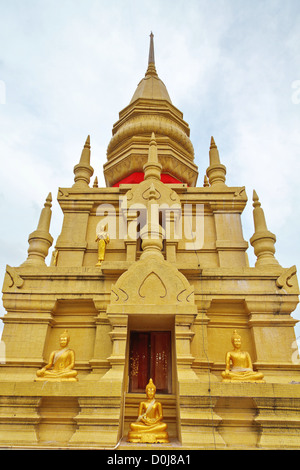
[
  {"left": 151, "top": 332, "right": 171, "bottom": 393},
  {"left": 113, "top": 172, "right": 183, "bottom": 187},
  {"left": 129, "top": 331, "right": 172, "bottom": 393},
  {"left": 161, "top": 174, "right": 183, "bottom": 184},
  {"left": 129, "top": 332, "right": 150, "bottom": 392},
  {"left": 113, "top": 172, "right": 145, "bottom": 186}
]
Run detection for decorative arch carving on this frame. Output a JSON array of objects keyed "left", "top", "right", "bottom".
[{"left": 110, "top": 254, "right": 194, "bottom": 307}]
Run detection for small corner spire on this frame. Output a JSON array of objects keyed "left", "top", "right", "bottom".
[
  {"left": 37, "top": 192, "right": 52, "bottom": 232},
  {"left": 251, "top": 190, "right": 267, "bottom": 232},
  {"left": 21, "top": 193, "right": 54, "bottom": 266},
  {"left": 250, "top": 190, "right": 280, "bottom": 267},
  {"left": 73, "top": 135, "right": 94, "bottom": 188},
  {"left": 206, "top": 136, "right": 226, "bottom": 187}
]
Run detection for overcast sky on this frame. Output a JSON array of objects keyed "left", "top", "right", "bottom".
[{"left": 0, "top": 0, "right": 300, "bottom": 338}]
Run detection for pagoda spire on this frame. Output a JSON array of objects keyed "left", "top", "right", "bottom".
[
  {"left": 250, "top": 190, "right": 280, "bottom": 267},
  {"left": 105, "top": 33, "right": 198, "bottom": 187},
  {"left": 145, "top": 32, "right": 158, "bottom": 77}
]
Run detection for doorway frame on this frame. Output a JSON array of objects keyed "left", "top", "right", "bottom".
[
  {"left": 129, "top": 330, "right": 172, "bottom": 394},
  {"left": 125, "top": 314, "right": 176, "bottom": 395}
]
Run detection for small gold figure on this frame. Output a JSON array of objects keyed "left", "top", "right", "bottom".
[
  {"left": 35, "top": 330, "right": 78, "bottom": 382},
  {"left": 127, "top": 378, "right": 169, "bottom": 444},
  {"left": 95, "top": 224, "right": 110, "bottom": 267},
  {"left": 221, "top": 330, "right": 264, "bottom": 383}
]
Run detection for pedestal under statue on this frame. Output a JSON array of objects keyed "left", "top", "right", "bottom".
[
  {"left": 35, "top": 330, "right": 78, "bottom": 382},
  {"left": 222, "top": 330, "right": 264, "bottom": 383},
  {"left": 127, "top": 379, "right": 169, "bottom": 443}
]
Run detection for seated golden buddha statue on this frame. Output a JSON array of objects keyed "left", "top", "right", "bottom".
[
  {"left": 127, "top": 379, "right": 169, "bottom": 444},
  {"left": 36, "top": 330, "right": 78, "bottom": 382},
  {"left": 221, "top": 330, "right": 264, "bottom": 383}
]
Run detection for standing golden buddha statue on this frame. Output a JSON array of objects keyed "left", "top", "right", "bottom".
[
  {"left": 95, "top": 224, "right": 110, "bottom": 267},
  {"left": 221, "top": 330, "right": 264, "bottom": 382},
  {"left": 127, "top": 379, "right": 169, "bottom": 443}
]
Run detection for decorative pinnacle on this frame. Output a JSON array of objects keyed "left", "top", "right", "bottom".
[
  {"left": 252, "top": 190, "right": 268, "bottom": 232},
  {"left": 146, "top": 32, "right": 158, "bottom": 77},
  {"left": 206, "top": 136, "right": 226, "bottom": 186},
  {"left": 209, "top": 136, "right": 220, "bottom": 164},
  {"left": 45, "top": 192, "right": 52, "bottom": 207},
  {"left": 148, "top": 31, "right": 155, "bottom": 64},
  {"left": 21, "top": 193, "right": 53, "bottom": 266},
  {"left": 93, "top": 176, "right": 98, "bottom": 188},
  {"left": 84, "top": 134, "right": 90, "bottom": 149},
  {"left": 143, "top": 132, "right": 162, "bottom": 180},
  {"left": 210, "top": 136, "right": 217, "bottom": 150},
  {"left": 250, "top": 190, "right": 280, "bottom": 267},
  {"left": 252, "top": 189, "right": 261, "bottom": 209},
  {"left": 203, "top": 175, "right": 209, "bottom": 187},
  {"left": 80, "top": 135, "right": 91, "bottom": 165},
  {"left": 37, "top": 192, "right": 52, "bottom": 232},
  {"left": 73, "top": 135, "right": 94, "bottom": 187}
]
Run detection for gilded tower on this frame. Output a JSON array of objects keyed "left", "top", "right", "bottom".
[{"left": 1, "top": 34, "right": 300, "bottom": 449}]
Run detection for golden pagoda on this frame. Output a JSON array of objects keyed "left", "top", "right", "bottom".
[{"left": 1, "top": 33, "right": 300, "bottom": 449}]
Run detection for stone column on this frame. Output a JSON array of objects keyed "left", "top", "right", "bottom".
[
  {"left": 88, "top": 304, "right": 112, "bottom": 378},
  {"left": 191, "top": 302, "right": 215, "bottom": 380},
  {"left": 175, "top": 314, "right": 199, "bottom": 384},
  {"left": 100, "top": 314, "right": 128, "bottom": 385}
]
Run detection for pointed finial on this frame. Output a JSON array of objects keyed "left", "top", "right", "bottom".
[
  {"left": 209, "top": 136, "right": 220, "bottom": 164},
  {"left": 93, "top": 176, "right": 99, "bottom": 188},
  {"left": 252, "top": 189, "right": 260, "bottom": 208},
  {"left": 84, "top": 134, "right": 90, "bottom": 149},
  {"left": 250, "top": 190, "right": 280, "bottom": 267},
  {"left": 206, "top": 136, "right": 226, "bottom": 186},
  {"left": 73, "top": 135, "right": 94, "bottom": 187},
  {"left": 146, "top": 32, "right": 158, "bottom": 77},
  {"left": 148, "top": 32, "right": 155, "bottom": 64},
  {"left": 143, "top": 132, "right": 162, "bottom": 180},
  {"left": 21, "top": 193, "right": 53, "bottom": 266},
  {"left": 251, "top": 190, "right": 267, "bottom": 231},
  {"left": 37, "top": 192, "right": 52, "bottom": 232},
  {"left": 203, "top": 175, "right": 209, "bottom": 187},
  {"left": 46, "top": 191, "right": 52, "bottom": 203},
  {"left": 210, "top": 136, "right": 217, "bottom": 150}
]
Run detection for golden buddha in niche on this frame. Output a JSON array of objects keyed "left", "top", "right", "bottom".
[
  {"left": 35, "top": 330, "right": 78, "bottom": 382},
  {"left": 221, "top": 330, "right": 264, "bottom": 382},
  {"left": 127, "top": 379, "right": 169, "bottom": 443}
]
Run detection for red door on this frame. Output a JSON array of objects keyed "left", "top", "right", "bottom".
[{"left": 129, "top": 331, "right": 172, "bottom": 393}]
